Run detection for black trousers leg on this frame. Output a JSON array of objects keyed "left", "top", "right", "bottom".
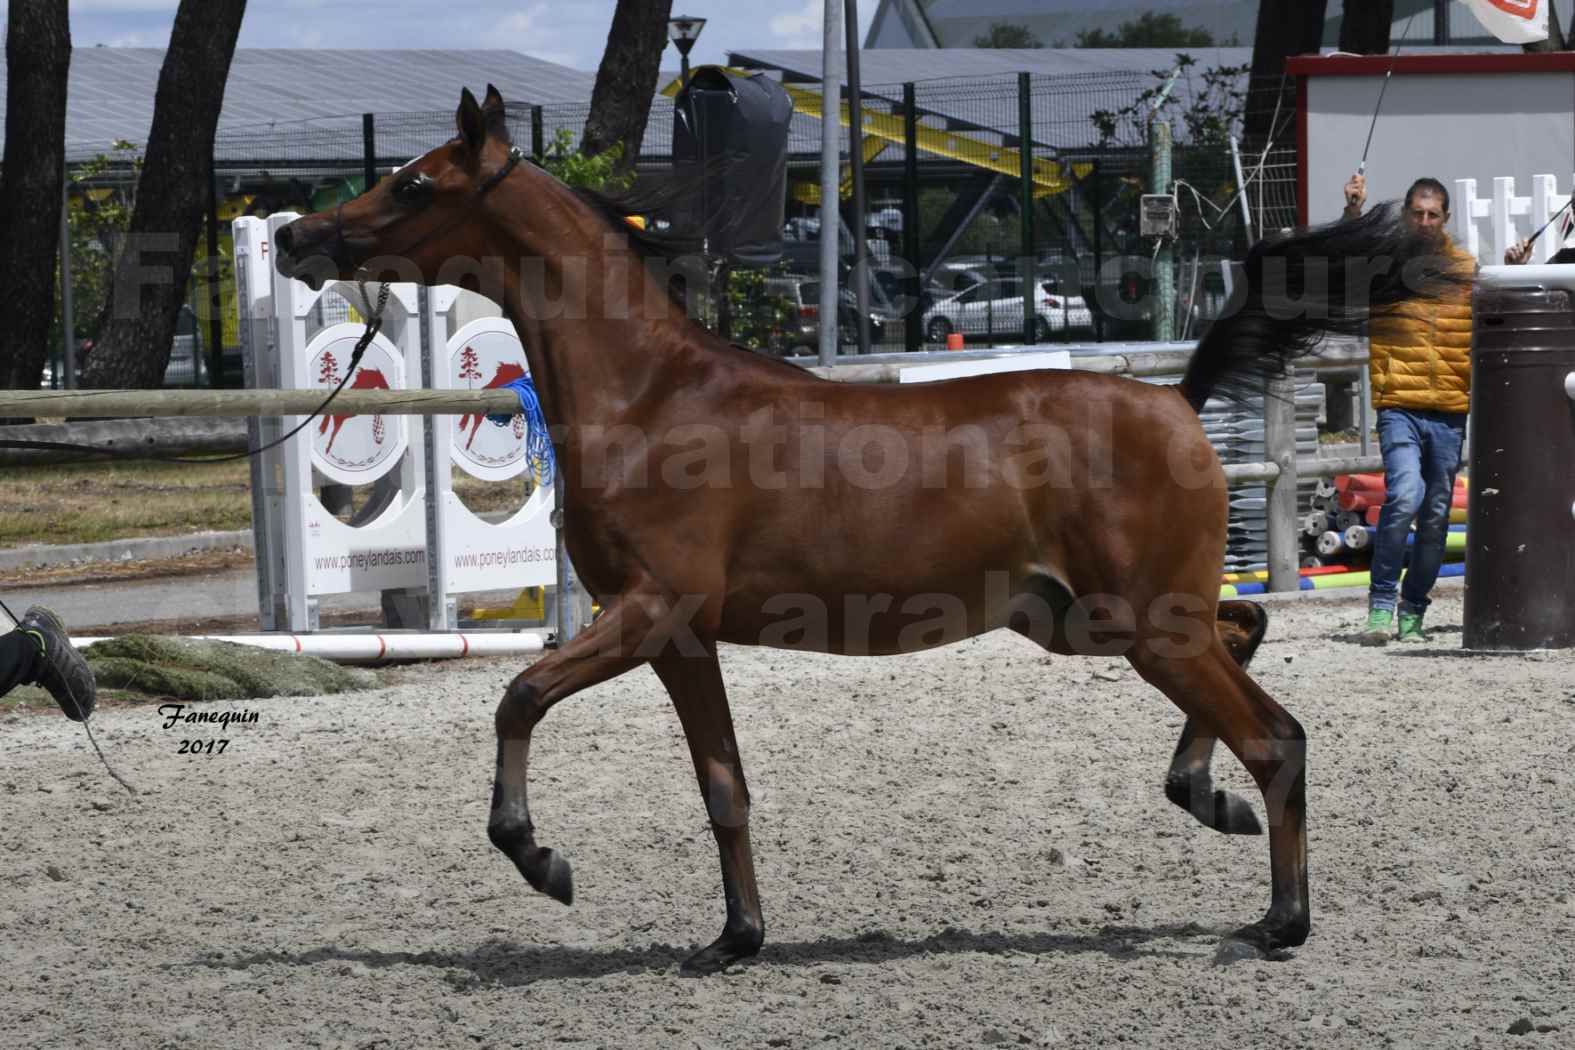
[{"left": 0, "top": 628, "right": 43, "bottom": 697}]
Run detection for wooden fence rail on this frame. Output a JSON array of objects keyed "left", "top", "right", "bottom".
[
  {"left": 0, "top": 341, "right": 1380, "bottom": 591},
  {"left": 0, "top": 388, "right": 523, "bottom": 419}
]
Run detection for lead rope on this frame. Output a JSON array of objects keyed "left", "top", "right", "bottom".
[
  {"left": 0, "top": 595, "right": 137, "bottom": 795},
  {"left": 0, "top": 285, "right": 390, "bottom": 465},
  {"left": 0, "top": 286, "right": 389, "bottom": 794},
  {"left": 0, "top": 150, "right": 517, "bottom": 787}
]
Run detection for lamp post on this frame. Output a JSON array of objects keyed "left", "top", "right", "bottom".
[{"left": 668, "top": 15, "right": 706, "bottom": 88}]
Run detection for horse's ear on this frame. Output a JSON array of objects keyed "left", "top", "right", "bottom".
[
  {"left": 482, "top": 83, "right": 511, "bottom": 145},
  {"left": 457, "top": 87, "right": 485, "bottom": 154}
]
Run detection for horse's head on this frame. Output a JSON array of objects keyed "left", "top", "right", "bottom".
[{"left": 274, "top": 85, "right": 521, "bottom": 290}]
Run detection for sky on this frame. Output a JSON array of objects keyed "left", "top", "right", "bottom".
[{"left": 53, "top": 0, "right": 879, "bottom": 72}]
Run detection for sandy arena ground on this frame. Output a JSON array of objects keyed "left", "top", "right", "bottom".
[{"left": 3, "top": 586, "right": 1573, "bottom": 1049}]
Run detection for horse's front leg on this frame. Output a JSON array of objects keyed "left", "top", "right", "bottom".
[
  {"left": 650, "top": 647, "right": 764, "bottom": 976},
  {"left": 1164, "top": 600, "right": 1269, "bottom": 835},
  {"left": 488, "top": 590, "right": 680, "bottom": 905}
]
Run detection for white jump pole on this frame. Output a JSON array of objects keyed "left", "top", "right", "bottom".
[{"left": 73, "top": 631, "right": 546, "bottom": 664}]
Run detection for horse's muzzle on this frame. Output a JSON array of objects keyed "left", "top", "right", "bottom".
[
  {"left": 272, "top": 221, "right": 318, "bottom": 287},
  {"left": 273, "top": 218, "right": 344, "bottom": 289}
]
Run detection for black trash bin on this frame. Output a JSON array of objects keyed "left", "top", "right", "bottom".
[
  {"left": 672, "top": 67, "right": 793, "bottom": 267},
  {"left": 1463, "top": 283, "right": 1575, "bottom": 650}
]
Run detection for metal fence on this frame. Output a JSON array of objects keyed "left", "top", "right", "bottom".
[{"left": 49, "top": 65, "right": 1303, "bottom": 386}]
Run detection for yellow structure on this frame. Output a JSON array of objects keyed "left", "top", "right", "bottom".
[{"left": 662, "top": 71, "right": 1092, "bottom": 200}]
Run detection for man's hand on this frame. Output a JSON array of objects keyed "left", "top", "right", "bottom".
[
  {"left": 1505, "top": 238, "right": 1533, "bottom": 265},
  {"left": 1343, "top": 172, "right": 1366, "bottom": 217}
]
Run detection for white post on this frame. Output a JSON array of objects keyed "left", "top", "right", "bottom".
[
  {"left": 818, "top": 0, "right": 843, "bottom": 366},
  {"left": 234, "top": 215, "right": 289, "bottom": 630},
  {"left": 420, "top": 285, "right": 451, "bottom": 631},
  {"left": 1229, "top": 136, "right": 1254, "bottom": 247},
  {"left": 1265, "top": 370, "right": 1299, "bottom": 592},
  {"left": 1491, "top": 176, "right": 1518, "bottom": 265},
  {"left": 1454, "top": 178, "right": 1480, "bottom": 260}
]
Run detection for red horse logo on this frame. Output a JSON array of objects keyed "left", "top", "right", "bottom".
[
  {"left": 319, "top": 367, "right": 390, "bottom": 455},
  {"left": 1484, "top": 0, "right": 1538, "bottom": 16},
  {"left": 458, "top": 361, "right": 527, "bottom": 450}
]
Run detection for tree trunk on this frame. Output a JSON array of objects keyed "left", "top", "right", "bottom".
[
  {"left": 1337, "top": 0, "right": 1393, "bottom": 53},
  {"left": 580, "top": 0, "right": 674, "bottom": 170},
  {"left": 1244, "top": 0, "right": 1329, "bottom": 149},
  {"left": 79, "top": 0, "right": 247, "bottom": 390},
  {"left": 1523, "top": 0, "right": 1567, "bottom": 51},
  {"left": 0, "top": 0, "right": 70, "bottom": 393}
]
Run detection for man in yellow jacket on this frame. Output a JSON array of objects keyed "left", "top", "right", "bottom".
[{"left": 1341, "top": 174, "right": 1476, "bottom": 644}]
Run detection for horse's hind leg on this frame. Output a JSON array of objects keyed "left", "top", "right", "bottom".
[
  {"left": 650, "top": 647, "right": 765, "bottom": 976},
  {"left": 1165, "top": 600, "right": 1268, "bottom": 835},
  {"left": 1130, "top": 636, "right": 1310, "bottom": 953}
]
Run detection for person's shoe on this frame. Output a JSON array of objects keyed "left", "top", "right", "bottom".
[
  {"left": 18, "top": 606, "right": 96, "bottom": 721},
  {"left": 1360, "top": 608, "right": 1393, "bottom": 646},
  {"left": 1396, "top": 610, "right": 1426, "bottom": 643}
]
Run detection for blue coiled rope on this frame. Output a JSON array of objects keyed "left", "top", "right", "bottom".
[{"left": 487, "top": 374, "right": 555, "bottom": 486}]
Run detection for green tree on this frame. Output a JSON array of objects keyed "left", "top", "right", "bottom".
[
  {"left": 973, "top": 22, "right": 1042, "bottom": 48},
  {"left": 50, "top": 143, "right": 142, "bottom": 364},
  {"left": 1076, "top": 13, "right": 1219, "bottom": 48},
  {"left": 80, "top": 0, "right": 248, "bottom": 389},
  {"left": 1244, "top": 0, "right": 1327, "bottom": 148},
  {"left": 580, "top": 0, "right": 673, "bottom": 172},
  {"left": 540, "top": 128, "right": 632, "bottom": 190},
  {"left": 721, "top": 268, "right": 793, "bottom": 352},
  {"left": 1336, "top": 0, "right": 1393, "bottom": 54},
  {"left": 1089, "top": 54, "right": 1249, "bottom": 147}
]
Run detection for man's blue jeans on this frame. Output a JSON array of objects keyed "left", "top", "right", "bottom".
[{"left": 1369, "top": 407, "right": 1467, "bottom": 615}]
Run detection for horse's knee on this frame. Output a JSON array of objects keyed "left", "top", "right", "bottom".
[
  {"left": 496, "top": 675, "right": 546, "bottom": 737},
  {"left": 1216, "top": 601, "right": 1269, "bottom": 668}
]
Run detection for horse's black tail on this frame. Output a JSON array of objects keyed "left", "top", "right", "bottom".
[{"left": 1178, "top": 203, "right": 1471, "bottom": 412}]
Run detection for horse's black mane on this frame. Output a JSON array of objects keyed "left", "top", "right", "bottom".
[
  {"left": 569, "top": 162, "right": 788, "bottom": 330},
  {"left": 1178, "top": 202, "right": 1472, "bottom": 409},
  {"left": 573, "top": 171, "right": 708, "bottom": 265}
]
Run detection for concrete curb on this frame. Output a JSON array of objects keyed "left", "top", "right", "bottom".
[{"left": 0, "top": 530, "right": 254, "bottom": 573}]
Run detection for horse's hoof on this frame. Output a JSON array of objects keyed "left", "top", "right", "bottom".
[
  {"left": 1215, "top": 916, "right": 1308, "bottom": 965},
  {"left": 1212, "top": 937, "right": 1266, "bottom": 967},
  {"left": 1165, "top": 778, "right": 1263, "bottom": 835},
  {"left": 521, "top": 847, "right": 574, "bottom": 905},
  {"left": 678, "top": 928, "right": 763, "bottom": 977},
  {"left": 1213, "top": 791, "right": 1263, "bottom": 835}
]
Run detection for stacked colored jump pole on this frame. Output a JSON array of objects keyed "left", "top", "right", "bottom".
[
  {"left": 1222, "top": 562, "right": 1464, "bottom": 598},
  {"left": 1227, "top": 470, "right": 1471, "bottom": 596}
]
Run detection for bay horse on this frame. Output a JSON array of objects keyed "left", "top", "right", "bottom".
[{"left": 275, "top": 86, "right": 1456, "bottom": 974}]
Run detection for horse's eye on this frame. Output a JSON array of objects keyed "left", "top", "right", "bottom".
[{"left": 394, "top": 175, "right": 432, "bottom": 206}]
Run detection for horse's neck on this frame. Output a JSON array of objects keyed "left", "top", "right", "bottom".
[{"left": 497, "top": 217, "right": 690, "bottom": 439}]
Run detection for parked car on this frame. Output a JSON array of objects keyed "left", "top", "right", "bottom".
[
  {"left": 764, "top": 275, "right": 887, "bottom": 356},
  {"left": 163, "top": 305, "right": 207, "bottom": 387},
  {"left": 921, "top": 275, "right": 1093, "bottom": 344}
]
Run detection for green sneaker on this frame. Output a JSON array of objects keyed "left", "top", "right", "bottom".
[
  {"left": 1396, "top": 611, "right": 1426, "bottom": 643},
  {"left": 1361, "top": 608, "right": 1393, "bottom": 646}
]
